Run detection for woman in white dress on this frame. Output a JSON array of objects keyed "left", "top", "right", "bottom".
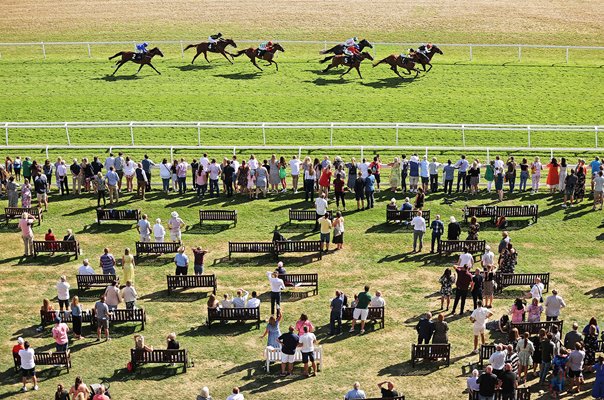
[{"left": 558, "top": 157, "right": 567, "bottom": 192}]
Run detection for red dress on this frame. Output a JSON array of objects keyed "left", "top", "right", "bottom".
[
  {"left": 319, "top": 170, "right": 332, "bottom": 188},
  {"left": 546, "top": 163, "right": 559, "bottom": 186}
]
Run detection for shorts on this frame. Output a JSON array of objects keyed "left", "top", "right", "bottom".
[
  {"left": 116, "top": 170, "right": 124, "bottom": 179},
  {"left": 281, "top": 353, "right": 296, "bottom": 363},
  {"left": 170, "top": 231, "right": 182, "bottom": 242},
  {"left": 36, "top": 193, "right": 47, "bottom": 202},
  {"left": 58, "top": 299, "right": 69, "bottom": 309},
  {"left": 302, "top": 351, "right": 315, "bottom": 363},
  {"left": 566, "top": 187, "right": 575, "bottom": 196},
  {"left": 320, "top": 233, "right": 330, "bottom": 243},
  {"left": 353, "top": 308, "right": 369, "bottom": 321},
  {"left": 473, "top": 325, "right": 486, "bottom": 336},
  {"left": 194, "top": 264, "right": 204, "bottom": 274},
  {"left": 421, "top": 177, "right": 429, "bottom": 184},
  {"left": 97, "top": 318, "right": 109, "bottom": 330},
  {"left": 568, "top": 370, "right": 582, "bottom": 378},
  {"left": 21, "top": 367, "right": 36, "bottom": 377},
  {"left": 374, "top": 174, "right": 381, "bottom": 184},
  {"left": 355, "top": 192, "right": 364, "bottom": 201},
  {"left": 140, "top": 235, "right": 150, "bottom": 242},
  {"left": 409, "top": 176, "right": 419, "bottom": 185}
]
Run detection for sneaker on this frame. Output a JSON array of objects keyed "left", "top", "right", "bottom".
[
  {"left": 294, "top": 190, "right": 298, "bottom": 194},
  {"left": 20, "top": 386, "right": 27, "bottom": 392},
  {"left": 33, "top": 385, "right": 39, "bottom": 391},
  {"left": 360, "top": 329, "right": 365, "bottom": 335},
  {"left": 562, "top": 204, "right": 567, "bottom": 208},
  {"left": 349, "top": 328, "right": 355, "bottom": 333},
  {"left": 472, "top": 349, "right": 479, "bottom": 354}
]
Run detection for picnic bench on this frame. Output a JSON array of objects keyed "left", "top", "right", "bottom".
[
  {"left": 130, "top": 349, "right": 189, "bottom": 373},
  {"left": 275, "top": 240, "right": 323, "bottom": 260},
  {"left": 470, "top": 388, "right": 530, "bottom": 400},
  {"left": 76, "top": 274, "right": 117, "bottom": 294},
  {"left": 509, "top": 320, "right": 563, "bottom": 341},
  {"left": 342, "top": 307, "right": 385, "bottom": 329},
  {"left": 96, "top": 208, "right": 140, "bottom": 224},
  {"left": 495, "top": 273, "right": 550, "bottom": 294},
  {"left": 199, "top": 209, "right": 237, "bottom": 226},
  {"left": 135, "top": 241, "right": 181, "bottom": 260},
  {"left": 411, "top": 343, "right": 451, "bottom": 367},
  {"left": 386, "top": 209, "right": 431, "bottom": 225},
  {"left": 228, "top": 242, "right": 275, "bottom": 259},
  {"left": 33, "top": 240, "right": 79, "bottom": 259},
  {"left": 479, "top": 344, "right": 496, "bottom": 367},
  {"left": 5, "top": 207, "right": 43, "bottom": 226},
  {"left": 438, "top": 240, "right": 486, "bottom": 257},
  {"left": 206, "top": 306, "right": 261, "bottom": 329},
  {"left": 13, "top": 351, "right": 72, "bottom": 373},
  {"left": 288, "top": 209, "right": 332, "bottom": 224},
  {"left": 166, "top": 274, "right": 217, "bottom": 295},
  {"left": 463, "top": 205, "right": 538, "bottom": 223},
  {"left": 92, "top": 308, "right": 147, "bottom": 330},
  {"left": 40, "top": 310, "right": 94, "bottom": 328},
  {"left": 279, "top": 273, "right": 319, "bottom": 296},
  {"left": 264, "top": 346, "right": 323, "bottom": 372}
]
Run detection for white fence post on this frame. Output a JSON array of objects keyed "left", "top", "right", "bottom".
[
  {"left": 486, "top": 148, "right": 490, "bottom": 163},
  {"left": 4, "top": 123, "right": 8, "bottom": 145},
  {"left": 550, "top": 149, "right": 554, "bottom": 160},
  {"left": 518, "top": 46, "right": 522, "bottom": 62},
  {"left": 330, "top": 123, "right": 334, "bottom": 146},
  {"left": 527, "top": 126, "right": 531, "bottom": 147},
  {"left": 45, "top": 145, "right": 49, "bottom": 159},
  {"left": 395, "top": 123, "right": 399, "bottom": 145},
  {"left": 566, "top": 47, "right": 569, "bottom": 64},
  {"left": 596, "top": 126, "right": 599, "bottom": 148},
  {"left": 469, "top": 45, "right": 473, "bottom": 61},
  {"left": 64, "top": 123, "right": 71, "bottom": 145},
  {"left": 262, "top": 123, "right": 266, "bottom": 145},
  {"left": 197, "top": 122, "right": 201, "bottom": 146},
  {"left": 233, "top": 146, "right": 236, "bottom": 156},
  {"left": 41, "top": 42, "right": 46, "bottom": 60},
  {"left": 87, "top": 43, "right": 91, "bottom": 58},
  {"left": 170, "top": 146, "right": 174, "bottom": 161},
  {"left": 425, "top": 147, "right": 428, "bottom": 158},
  {"left": 461, "top": 124, "right": 466, "bottom": 147},
  {"left": 129, "top": 122, "right": 134, "bottom": 145},
  {"left": 180, "top": 41, "right": 184, "bottom": 59},
  {"left": 360, "top": 146, "right": 364, "bottom": 160}
]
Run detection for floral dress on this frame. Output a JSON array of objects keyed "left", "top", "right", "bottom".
[
  {"left": 439, "top": 275, "right": 454, "bottom": 296},
  {"left": 21, "top": 184, "right": 31, "bottom": 208},
  {"left": 526, "top": 304, "right": 542, "bottom": 323},
  {"left": 575, "top": 166, "right": 586, "bottom": 200},
  {"left": 516, "top": 338, "right": 534, "bottom": 367},
  {"left": 389, "top": 161, "right": 401, "bottom": 189},
  {"left": 499, "top": 250, "right": 517, "bottom": 273},
  {"left": 467, "top": 222, "right": 480, "bottom": 240},
  {"left": 237, "top": 166, "right": 249, "bottom": 187}
]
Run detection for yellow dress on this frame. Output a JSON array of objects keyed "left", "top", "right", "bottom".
[{"left": 122, "top": 254, "right": 135, "bottom": 284}]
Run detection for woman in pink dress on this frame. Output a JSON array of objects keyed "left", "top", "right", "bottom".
[
  {"left": 546, "top": 158, "right": 560, "bottom": 193},
  {"left": 526, "top": 297, "right": 543, "bottom": 323},
  {"left": 509, "top": 298, "right": 525, "bottom": 323},
  {"left": 21, "top": 179, "right": 31, "bottom": 208}
]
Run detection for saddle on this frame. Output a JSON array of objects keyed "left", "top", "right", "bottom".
[{"left": 133, "top": 53, "right": 145, "bottom": 61}]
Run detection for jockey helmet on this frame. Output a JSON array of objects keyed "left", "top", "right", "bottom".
[
  {"left": 427, "top": 43, "right": 432, "bottom": 49},
  {"left": 143, "top": 42, "right": 148, "bottom": 47},
  {"left": 409, "top": 48, "right": 415, "bottom": 53},
  {"left": 268, "top": 41, "right": 273, "bottom": 46},
  {"left": 353, "top": 36, "right": 358, "bottom": 42},
  {"left": 218, "top": 32, "right": 222, "bottom": 36}
]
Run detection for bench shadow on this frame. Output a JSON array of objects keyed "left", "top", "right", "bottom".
[
  {"left": 140, "top": 289, "right": 209, "bottom": 302},
  {"left": 78, "top": 223, "right": 133, "bottom": 234},
  {"left": 133, "top": 255, "right": 175, "bottom": 266},
  {"left": 584, "top": 287, "right": 604, "bottom": 298},
  {"left": 101, "top": 365, "right": 181, "bottom": 382},
  {"left": 366, "top": 223, "right": 411, "bottom": 234},
  {"left": 378, "top": 360, "right": 444, "bottom": 376},
  {"left": 186, "top": 224, "right": 233, "bottom": 234},
  {"left": 180, "top": 323, "right": 258, "bottom": 337},
  {"left": 257, "top": 290, "right": 314, "bottom": 303}
]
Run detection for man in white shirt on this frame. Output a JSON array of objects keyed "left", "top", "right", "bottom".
[
  {"left": 411, "top": 210, "right": 426, "bottom": 252},
  {"left": 56, "top": 276, "right": 70, "bottom": 311},
  {"left": 153, "top": 218, "right": 165, "bottom": 242},
  {"left": 526, "top": 277, "right": 544, "bottom": 301},
  {"left": 232, "top": 289, "right": 249, "bottom": 308},
  {"left": 470, "top": 300, "right": 493, "bottom": 354},
  {"left": 345, "top": 382, "right": 366, "bottom": 400},
  {"left": 267, "top": 271, "right": 285, "bottom": 314},
  {"left": 359, "top": 158, "right": 369, "bottom": 179},
  {"left": 104, "top": 153, "right": 115, "bottom": 171},
  {"left": 454, "top": 155, "right": 470, "bottom": 193},
  {"left": 298, "top": 325, "right": 318, "bottom": 377},
  {"left": 19, "top": 341, "right": 38, "bottom": 392},
  {"left": 481, "top": 245, "right": 495, "bottom": 268},
  {"left": 199, "top": 153, "right": 210, "bottom": 170},
  {"left": 136, "top": 214, "right": 151, "bottom": 242},
  {"left": 314, "top": 193, "right": 328, "bottom": 231},
  {"left": 369, "top": 291, "right": 386, "bottom": 307},
  {"left": 544, "top": 289, "right": 566, "bottom": 321},
  {"left": 77, "top": 259, "right": 95, "bottom": 275},
  {"left": 226, "top": 387, "right": 244, "bottom": 400},
  {"left": 246, "top": 291, "right": 261, "bottom": 308},
  {"left": 289, "top": 155, "right": 301, "bottom": 193},
  {"left": 220, "top": 294, "right": 233, "bottom": 309},
  {"left": 488, "top": 344, "right": 508, "bottom": 377},
  {"left": 56, "top": 161, "right": 69, "bottom": 195},
  {"left": 458, "top": 247, "right": 474, "bottom": 268},
  {"left": 121, "top": 280, "right": 138, "bottom": 310}
]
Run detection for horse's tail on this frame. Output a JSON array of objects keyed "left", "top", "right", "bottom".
[
  {"left": 108, "top": 52, "right": 123, "bottom": 60},
  {"left": 372, "top": 56, "right": 389, "bottom": 67},
  {"left": 319, "top": 45, "right": 338, "bottom": 55},
  {"left": 231, "top": 49, "right": 247, "bottom": 58},
  {"left": 184, "top": 44, "right": 197, "bottom": 52},
  {"left": 319, "top": 55, "right": 335, "bottom": 64}
]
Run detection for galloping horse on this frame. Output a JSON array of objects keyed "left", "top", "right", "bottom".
[
  {"left": 373, "top": 54, "right": 422, "bottom": 78},
  {"left": 320, "top": 52, "right": 374, "bottom": 79},
  {"left": 184, "top": 38, "right": 237, "bottom": 64},
  {"left": 319, "top": 39, "right": 373, "bottom": 64},
  {"left": 411, "top": 44, "right": 444, "bottom": 72},
  {"left": 231, "top": 43, "right": 285, "bottom": 71},
  {"left": 108, "top": 47, "right": 164, "bottom": 76}
]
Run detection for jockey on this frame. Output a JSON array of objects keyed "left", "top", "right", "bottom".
[
  {"left": 418, "top": 42, "right": 432, "bottom": 54},
  {"left": 344, "top": 37, "right": 358, "bottom": 48},
  {"left": 258, "top": 41, "right": 274, "bottom": 56},
  {"left": 401, "top": 48, "right": 416, "bottom": 60},
  {"left": 208, "top": 33, "right": 223, "bottom": 50},
  {"left": 343, "top": 44, "right": 361, "bottom": 63},
  {"left": 134, "top": 42, "right": 148, "bottom": 60}
]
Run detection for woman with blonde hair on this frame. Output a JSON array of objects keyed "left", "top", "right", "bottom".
[
  {"left": 260, "top": 309, "right": 283, "bottom": 348},
  {"left": 388, "top": 157, "right": 401, "bottom": 191},
  {"left": 530, "top": 156, "right": 543, "bottom": 194},
  {"left": 197, "top": 386, "right": 212, "bottom": 400},
  {"left": 122, "top": 248, "right": 135, "bottom": 284},
  {"left": 71, "top": 296, "right": 84, "bottom": 339},
  {"left": 134, "top": 334, "right": 153, "bottom": 352}
]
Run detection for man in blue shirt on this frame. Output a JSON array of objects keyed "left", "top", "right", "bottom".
[
  {"left": 409, "top": 154, "right": 419, "bottom": 193},
  {"left": 430, "top": 214, "right": 445, "bottom": 253},
  {"left": 454, "top": 154, "right": 470, "bottom": 193},
  {"left": 345, "top": 382, "right": 366, "bottom": 400},
  {"left": 174, "top": 246, "right": 189, "bottom": 275},
  {"left": 329, "top": 290, "right": 344, "bottom": 335},
  {"left": 590, "top": 156, "right": 601, "bottom": 191},
  {"left": 364, "top": 170, "right": 376, "bottom": 209},
  {"left": 105, "top": 166, "right": 119, "bottom": 204},
  {"left": 399, "top": 197, "right": 413, "bottom": 225},
  {"left": 443, "top": 160, "right": 455, "bottom": 194},
  {"left": 420, "top": 156, "right": 430, "bottom": 192}
]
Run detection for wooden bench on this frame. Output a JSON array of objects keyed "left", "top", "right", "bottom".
[
  {"left": 275, "top": 240, "right": 323, "bottom": 260},
  {"left": 5, "top": 207, "right": 43, "bottom": 226},
  {"left": 386, "top": 209, "right": 431, "bottom": 225},
  {"left": 228, "top": 242, "right": 275, "bottom": 259},
  {"left": 206, "top": 307, "right": 261, "bottom": 329},
  {"left": 92, "top": 308, "right": 147, "bottom": 330},
  {"left": 509, "top": 320, "right": 563, "bottom": 341},
  {"left": 130, "top": 349, "right": 189, "bottom": 372},
  {"left": 40, "top": 310, "right": 94, "bottom": 328},
  {"left": 166, "top": 274, "right": 217, "bottom": 295},
  {"left": 15, "top": 351, "right": 72, "bottom": 373},
  {"left": 438, "top": 240, "right": 486, "bottom": 257},
  {"left": 76, "top": 274, "right": 117, "bottom": 294},
  {"left": 495, "top": 273, "right": 550, "bottom": 294},
  {"left": 135, "top": 241, "right": 181, "bottom": 260},
  {"left": 264, "top": 346, "right": 323, "bottom": 372},
  {"left": 279, "top": 273, "right": 319, "bottom": 296},
  {"left": 464, "top": 205, "right": 538, "bottom": 223},
  {"left": 96, "top": 208, "right": 140, "bottom": 224},
  {"left": 288, "top": 209, "right": 332, "bottom": 224},
  {"left": 33, "top": 240, "right": 79, "bottom": 259},
  {"left": 479, "top": 344, "right": 496, "bottom": 367},
  {"left": 342, "top": 307, "right": 385, "bottom": 329},
  {"left": 199, "top": 209, "right": 237, "bottom": 226},
  {"left": 411, "top": 343, "right": 451, "bottom": 367},
  {"left": 470, "top": 388, "right": 530, "bottom": 400}
]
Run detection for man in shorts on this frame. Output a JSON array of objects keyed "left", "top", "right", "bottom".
[
  {"left": 95, "top": 294, "right": 113, "bottom": 342},
  {"left": 297, "top": 325, "right": 317, "bottom": 377},
  {"left": 168, "top": 211, "right": 186, "bottom": 242},
  {"left": 592, "top": 170, "right": 604, "bottom": 210},
  {"left": 349, "top": 285, "right": 373, "bottom": 335},
  {"left": 470, "top": 300, "right": 493, "bottom": 354},
  {"left": 34, "top": 174, "right": 48, "bottom": 211},
  {"left": 278, "top": 325, "right": 299, "bottom": 376},
  {"left": 319, "top": 213, "right": 332, "bottom": 252},
  {"left": 19, "top": 341, "right": 38, "bottom": 391},
  {"left": 137, "top": 214, "right": 151, "bottom": 242}
]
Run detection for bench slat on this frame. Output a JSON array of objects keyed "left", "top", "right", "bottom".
[
  {"left": 130, "top": 349, "right": 188, "bottom": 372},
  {"left": 495, "top": 273, "right": 550, "bottom": 293},
  {"left": 207, "top": 306, "right": 261, "bottom": 329},
  {"left": 386, "top": 209, "right": 431, "bottom": 225},
  {"left": 135, "top": 241, "right": 181, "bottom": 260},
  {"left": 411, "top": 343, "right": 451, "bottom": 367},
  {"left": 33, "top": 240, "right": 79, "bottom": 259},
  {"left": 96, "top": 209, "right": 140, "bottom": 224},
  {"left": 199, "top": 210, "right": 237, "bottom": 225},
  {"left": 5, "top": 207, "right": 43, "bottom": 226},
  {"left": 166, "top": 274, "right": 217, "bottom": 294},
  {"left": 509, "top": 320, "right": 563, "bottom": 341}
]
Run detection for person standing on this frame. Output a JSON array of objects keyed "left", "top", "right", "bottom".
[
  {"left": 135, "top": 163, "right": 148, "bottom": 199},
  {"left": 99, "top": 248, "right": 116, "bottom": 275},
  {"left": 168, "top": 211, "right": 185, "bottom": 242},
  {"left": 415, "top": 312, "right": 435, "bottom": 344},
  {"left": 476, "top": 365, "right": 498, "bottom": 400},
  {"left": 122, "top": 248, "right": 135, "bottom": 284},
  {"left": 349, "top": 285, "right": 372, "bottom": 335},
  {"left": 56, "top": 276, "right": 70, "bottom": 311},
  {"left": 471, "top": 268, "right": 484, "bottom": 310},
  {"left": 153, "top": 218, "right": 165, "bottom": 242},
  {"left": 137, "top": 214, "right": 152, "bottom": 243},
  {"left": 18, "top": 341, "right": 38, "bottom": 392},
  {"left": 488, "top": 344, "right": 508, "bottom": 378},
  {"left": 141, "top": 154, "right": 155, "bottom": 192},
  {"left": 19, "top": 212, "right": 35, "bottom": 257},
  {"left": 531, "top": 156, "right": 543, "bottom": 194},
  {"left": 364, "top": 169, "right": 376, "bottom": 209},
  {"left": 70, "top": 296, "right": 84, "bottom": 339},
  {"left": 354, "top": 171, "right": 365, "bottom": 210},
  {"left": 95, "top": 295, "right": 112, "bottom": 342},
  {"left": 544, "top": 289, "right": 566, "bottom": 321},
  {"left": 297, "top": 326, "right": 318, "bottom": 377},
  {"left": 499, "top": 363, "right": 518, "bottom": 400},
  {"left": 319, "top": 214, "right": 332, "bottom": 252},
  {"left": 104, "top": 280, "right": 122, "bottom": 311},
  {"left": 540, "top": 332, "right": 555, "bottom": 384},
  {"left": 192, "top": 246, "right": 208, "bottom": 275},
  {"left": 470, "top": 300, "right": 493, "bottom": 354},
  {"left": 447, "top": 216, "right": 461, "bottom": 240},
  {"left": 330, "top": 290, "right": 344, "bottom": 335},
  {"left": 174, "top": 246, "right": 189, "bottom": 275},
  {"left": 122, "top": 281, "right": 138, "bottom": 310},
  {"left": 332, "top": 211, "right": 345, "bottom": 250},
  {"left": 411, "top": 210, "right": 426, "bottom": 253},
  {"left": 289, "top": 155, "right": 301, "bottom": 193},
  {"left": 516, "top": 332, "right": 535, "bottom": 383},
  {"left": 56, "top": 160, "right": 69, "bottom": 195},
  {"left": 400, "top": 155, "right": 409, "bottom": 193},
  {"left": 454, "top": 154, "right": 470, "bottom": 193},
  {"left": 452, "top": 264, "right": 473, "bottom": 315},
  {"left": 442, "top": 160, "right": 455, "bottom": 195},
  {"left": 314, "top": 193, "right": 328, "bottom": 231},
  {"left": 430, "top": 214, "right": 444, "bottom": 253},
  {"left": 52, "top": 317, "right": 70, "bottom": 352},
  {"left": 567, "top": 343, "right": 585, "bottom": 394},
  {"left": 266, "top": 271, "right": 285, "bottom": 315},
  {"left": 105, "top": 167, "right": 119, "bottom": 204},
  {"left": 278, "top": 326, "right": 299, "bottom": 377}
]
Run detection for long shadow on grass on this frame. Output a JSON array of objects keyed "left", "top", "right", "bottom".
[
  {"left": 78, "top": 223, "right": 133, "bottom": 234},
  {"left": 215, "top": 72, "right": 261, "bottom": 80},
  {"left": 269, "top": 199, "right": 313, "bottom": 212},
  {"left": 562, "top": 202, "right": 594, "bottom": 221},
  {"left": 584, "top": 287, "right": 604, "bottom": 298},
  {"left": 366, "top": 223, "right": 411, "bottom": 234},
  {"left": 212, "top": 255, "right": 319, "bottom": 268},
  {"left": 307, "top": 77, "right": 353, "bottom": 86},
  {"left": 360, "top": 76, "right": 416, "bottom": 89},
  {"left": 378, "top": 359, "right": 447, "bottom": 376},
  {"left": 172, "top": 64, "right": 213, "bottom": 72},
  {"left": 257, "top": 290, "right": 314, "bottom": 303},
  {"left": 95, "top": 75, "right": 145, "bottom": 82},
  {"left": 101, "top": 366, "right": 181, "bottom": 382},
  {"left": 186, "top": 224, "right": 233, "bottom": 234},
  {"left": 140, "top": 289, "right": 210, "bottom": 303},
  {"left": 181, "top": 323, "right": 259, "bottom": 337}
]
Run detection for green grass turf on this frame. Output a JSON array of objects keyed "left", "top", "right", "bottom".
[{"left": 0, "top": 180, "right": 603, "bottom": 400}]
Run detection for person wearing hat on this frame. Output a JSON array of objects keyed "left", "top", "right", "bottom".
[
  {"left": 12, "top": 337, "right": 25, "bottom": 358},
  {"left": 208, "top": 32, "right": 223, "bottom": 51},
  {"left": 174, "top": 246, "right": 189, "bottom": 275},
  {"left": 168, "top": 211, "right": 186, "bottom": 242},
  {"left": 52, "top": 317, "right": 70, "bottom": 352}
]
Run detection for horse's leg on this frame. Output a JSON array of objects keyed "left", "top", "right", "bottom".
[
  {"left": 147, "top": 63, "right": 161, "bottom": 75},
  {"left": 112, "top": 61, "right": 126, "bottom": 76},
  {"left": 392, "top": 66, "right": 403, "bottom": 78},
  {"left": 426, "top": 62, "right": 433, "bottom": 72},
  {"left": 340, "top": 66, "right": 353, "bottom": 78},
  {"left": 355, "top": 66, "right": 362, "bottom": 79},
  {"left": 203, "top": 51, "right": 210, "bottom": 63},
  {"left": 323, "top": 64, "right": 335, "bottom": 73},
  {"left": 414, "top": 68, "right": 421, "bottom": 77},
  {"left": 273, "top": 61, "right": 278, "bottom": 71},
  {"left": 191, "top": 51, "right": 201, "bottom": 64},
  {"left": 220, "top": 50, "right": 233, "bottom": 64},
  {"left": 250, "top": 57, "right": 263, "bottom": 71},
  {"left": 135, "top": 63, "right": 144, "bottom": 75}
]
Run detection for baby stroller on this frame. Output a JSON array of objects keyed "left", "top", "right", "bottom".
[{"left": 88, "top": 381, "right": 111, "bottom": 399}]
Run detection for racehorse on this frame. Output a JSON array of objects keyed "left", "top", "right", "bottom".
[
  {"left": 319, "top": 39, "right": 373, "bottom": 64},
  {"left": 320, "top": 52, "right": 374, "bottom": 79},
  {"left": 231, "top": 43, "right": 285, "bottom": 71},
  {"left": 373, "top": 54, "right": 422, "bottom": 78},
  {"left": 411, "top": 44, "right": 443, "bottom": 72},
  {"left": 184, "top": 38, "right": 237, "bottom": 64},
  {"left": 108, "top": 47, "right": 164, "bottom": 76}
]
